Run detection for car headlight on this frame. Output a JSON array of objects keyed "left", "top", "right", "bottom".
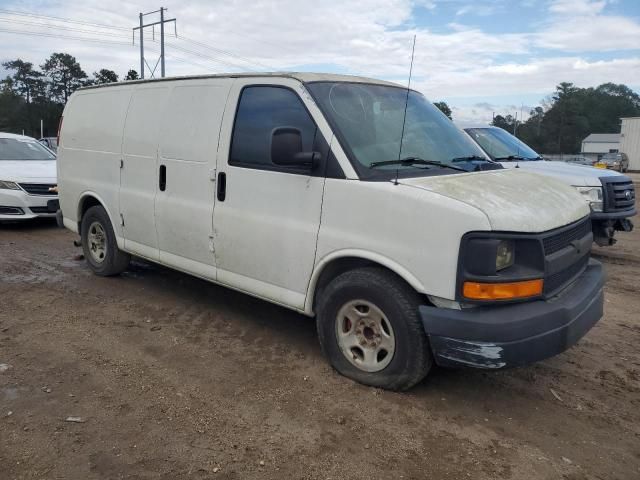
[
  {"left": 575, "top": 186, "right": 603, "bottom": 212},
  {"left": 496, "top": 240, "right": 515, "bottom": 271},
  {"left": 0, "top": 180, "right": 20, "bottom": 190}
]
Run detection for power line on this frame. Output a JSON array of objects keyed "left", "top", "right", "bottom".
[
  {"left": 0, "top": 28, "right": 133, "bottom": 46},
  {"left": 0, "top": 7, "right": 276, "bottom": 73},
  {"left": 167, "top": 41, "right": 255, "bottom": 72},
  {"left": 0, "top": 16, "right": 135, "bottom": 38},
  {"left": 0, "top": 8, "right": 129, "bottom": 31},
  {"left": 176, "top": 34, "right": 274, "bottom": 71}
]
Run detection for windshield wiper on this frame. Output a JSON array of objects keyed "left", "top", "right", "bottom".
[
  {"left": 493, "top": 155, "right": 526, "bottom": 161},
  {"left": 450, "top": 155, "right": 490, "bottom": 163},
  {"left": 370, "top": 157, "right": 467, "bottom": 172}
]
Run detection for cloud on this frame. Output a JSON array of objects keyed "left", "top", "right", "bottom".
[
  {"left": 548, "top": 0, "right": 608, "bottom": 15},
  {"left": 455, "top": 4, "right": 499, "bottom": 16},
  {"left": 0, "top": 0, "right": 637, "bottom": 126},
  {"left": 536, "top": 14, "right": 640, "bottom": 51}
]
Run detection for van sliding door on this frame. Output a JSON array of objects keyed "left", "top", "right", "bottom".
[
  {"left": 155, "top": 79, "right": 233, "bottom": 278},
  {"left": 120, "top": 86, "right": 169, "bottom": 260}
]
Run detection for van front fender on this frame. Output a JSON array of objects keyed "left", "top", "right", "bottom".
[{"left": 305, "top": 249, "right": 427, "bottom": 315}]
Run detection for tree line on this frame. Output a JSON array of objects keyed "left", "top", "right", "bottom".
[
  {"left": 0, "top": 52, "right": 138, "bottom": 138},
  {"left": 2, "top": 51, "right": 639, "bottom": 153},
  {"left": 492, "top": 82, "right": 640, "bottom": 154}
]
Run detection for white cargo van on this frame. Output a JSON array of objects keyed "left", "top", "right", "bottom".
[{"left": 58, "top": 73, "right": 604, "bottom": 390}]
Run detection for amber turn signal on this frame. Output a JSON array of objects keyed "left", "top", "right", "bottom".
[{"left": 463, "top": 279, "right": 543, "bottom": 300}]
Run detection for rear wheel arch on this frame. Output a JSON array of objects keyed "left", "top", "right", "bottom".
[{"left": 77, "top": 194, "right": 118, "bottom": 237}]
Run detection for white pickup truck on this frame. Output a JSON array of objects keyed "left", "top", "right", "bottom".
[
  {"left": 58, "top": 73, "right": 604, "bottom": 390},
  {"left": 464, "top": 126, "right": 636, "bottom": 246}
]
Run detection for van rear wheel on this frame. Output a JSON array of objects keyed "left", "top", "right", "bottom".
[
  {"left": 316, "top": 267, "right": 432, "bottom": 391},
  {"left": 81, "top": 205, "right": 130, "bottom": 276}
]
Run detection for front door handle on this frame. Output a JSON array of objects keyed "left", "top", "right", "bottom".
[
  {"left": 159, "top": 165, "right": 167, "bottom": 191},
  {"left": 217, "top": 172, "right": 226, "bottom": 201}
]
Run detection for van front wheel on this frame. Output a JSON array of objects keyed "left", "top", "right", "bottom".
[
  {"left": 316, "top": 267, "right": 432, "bottom": 390},
  {"left": 81, "top": 205, "right": 130, "bottom": 276}
]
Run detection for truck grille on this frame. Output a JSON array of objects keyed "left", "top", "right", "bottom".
[
  {"left": 602, "top": 177, "right": 635, "bottom": 212},
  {"left": 18, "top": 183, "right": 57, "bottom": 196},
  {"left": 542, "top": 218, "right": 591, "bottom": 255}
]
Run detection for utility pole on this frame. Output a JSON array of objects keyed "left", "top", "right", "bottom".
[{"left": 133, "top": 8, "right": 176, "bottom": 79}]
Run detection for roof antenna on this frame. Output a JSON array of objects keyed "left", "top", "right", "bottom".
[{"left": 394, "top": 34, "right": 416, "bottom": 186}]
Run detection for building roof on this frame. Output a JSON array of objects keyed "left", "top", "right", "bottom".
[
  {"left": 79, "top": 72, "right": 404, "bottom": 91},
  {"left": 582, "top": 133, "right": 621, "bottom": 143}
]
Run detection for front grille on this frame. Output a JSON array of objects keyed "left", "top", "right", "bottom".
[
  {"left": 29, "top": 206, "right": 51, "bottom": 214},
  {"left": 602, "top": 178, "right": 635, "bottom": 212},
  {"left": 542, "top": 218, "right": 591, "bottom": 255},
  {"left": 18, "top": 183, "right": 57, "bottom": 196},
  {"left": 544, "top": 254, "right": 589, "bottom": 295}
]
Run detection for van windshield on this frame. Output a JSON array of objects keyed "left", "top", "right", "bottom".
[
  {"left": 0, "top": 138, "right": 56, "bottom": 161},
  {"left": 465, "top": 127, "right": 541, "bottom": 161},
  {"left": 306, "top": 82, "right": 489, "bottom": 179}
]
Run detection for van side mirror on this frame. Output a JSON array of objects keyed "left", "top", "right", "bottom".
[{"left": 271, "top": 127, "right": 319, "bottom": 168}]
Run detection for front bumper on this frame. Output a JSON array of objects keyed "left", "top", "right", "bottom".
[
  {"left": 0, "top": 188, "right": 58, "bottom": 220},
  {"left": 420, "top": 259, "right": 604, "bottom": 369}
]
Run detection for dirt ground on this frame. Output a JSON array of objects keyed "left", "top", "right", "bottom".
[{"left": 1, "top": 197, "right": 639, "bottom": 479}]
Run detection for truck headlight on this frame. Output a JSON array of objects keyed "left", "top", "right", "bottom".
[
  {"left": 575, "top": 186, "right": 603, "bottom": 212},
  {"left": 496, "top": 240, "right": 514, "bottom": 271},
  {"left": 0, "top": 180, "right": 20, "bottom": 190}
]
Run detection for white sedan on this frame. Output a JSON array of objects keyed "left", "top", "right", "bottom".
[{"left": 0, "top": 132, "right": 58, "bottom": 221}]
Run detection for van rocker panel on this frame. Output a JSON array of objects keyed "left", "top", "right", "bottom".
[{"left": 420, "top": 259, "right": 604, "bottom": 368}]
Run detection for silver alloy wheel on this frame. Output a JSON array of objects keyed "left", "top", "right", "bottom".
[
  {"left": 335, "top": 299, "right": 396, "bottom": 372},
  {"left": 87, "top": 221, "right": 107, "bottom": 264}
]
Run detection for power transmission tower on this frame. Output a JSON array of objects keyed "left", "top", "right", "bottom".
[{"left": 132, "top": 7, "right": 176, "bottom": 79}]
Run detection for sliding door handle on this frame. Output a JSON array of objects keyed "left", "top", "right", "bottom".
[
  {"left": 159, "top": 164, "right": 167, "bottom": 191},
  {"left": 217, "top": 172, "right": 226, "bottom": 201}
]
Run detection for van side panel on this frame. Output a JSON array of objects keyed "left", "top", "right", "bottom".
[
  {"left": 120, "top": 85, "right": 170, "bottom": 260},
  {"left": 58, "top": 87, "right": 133, "bottom": 237},
  {"left": 155, "top": 80, "right": 233, "bottom": 276}
]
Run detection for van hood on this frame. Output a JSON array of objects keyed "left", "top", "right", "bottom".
[
  {"left": 500, "top": 160, "right": 621, "bottom": 187},
  {"left": 399, "top": 169, "right": 590, "bottom": 233},
  {"left": 0, "top": 160, "right": 57, "bottom": 183}
]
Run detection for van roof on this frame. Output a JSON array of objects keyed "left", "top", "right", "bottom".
[{"left": 78, "top": 72, "right": 404, "bottom": 91}]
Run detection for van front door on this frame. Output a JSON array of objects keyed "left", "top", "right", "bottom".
[{"left": 213, "top": 81, "right": 328, "bottom": 309}]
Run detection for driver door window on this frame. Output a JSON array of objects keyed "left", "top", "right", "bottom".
[{"left": 230, "top": 86, "right": 317, "bottom": 171}]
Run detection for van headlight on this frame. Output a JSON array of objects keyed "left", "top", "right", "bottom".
[
  {"left": 0, "top": 180, "right": 20, "bottom": 190},
  {"left": 458, "top": 235, "right": 545, "bottom": 302},
  {"left": 575, "top": 186, "right": 603, "bottom": 212},
  {"left": 496, "top": 240, "right": 514, "bottom": 271}
]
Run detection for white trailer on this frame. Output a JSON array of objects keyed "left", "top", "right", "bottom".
[{"left": 621, "top": 117, "right": 640, "bottom": 172}]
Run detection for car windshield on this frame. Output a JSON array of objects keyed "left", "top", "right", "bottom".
[
  {"left": 465, "top": 127, "right": 541, "bottom": 161},
  {"left": 601, "top": 153, "right": 619, "bottom": 162},
  {"left": 0, "top": 137, "right": 56, "bottom": 160},
  {"left": 306, "top": 82, "right": 488, "bottom": 178}
]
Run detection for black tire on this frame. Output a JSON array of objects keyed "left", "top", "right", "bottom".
[
  {"left": 316, "top": 267, "right": 432, "bottom": 390},
  {"left": 80, "top": 205, "right": 130, "bottom": 276}
]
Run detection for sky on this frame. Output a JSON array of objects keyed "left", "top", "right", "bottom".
[{"left": 0, "top": 0, "right": 639, "bottom": 126}]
